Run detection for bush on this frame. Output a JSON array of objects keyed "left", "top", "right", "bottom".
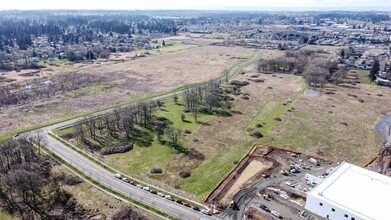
[
  {"left": 230, "top": 80, "right": 249, "bottom": 87},
  {"left": 100, "top": 144, "right": 133, "bottom": 155},
  {"left": 178, "top": 171, "right": 191, "bottom": 179},
  {"left": 273, "top": 117, "right": 282, "bottom": 121},
  {"left": 184, "top": 130, "right": 191, "bottom": 134},
  {"left": 150, "top": 168, "right": 163, "bottom": 174},
  {"left": 63, "top": 174, "right": 83, "bottom": 186},
  {"left": 255, "top": 123, "right": 263, "bottom": 128},
  {"left": 250, "top": 130, "right": 263, "bottom": 138}
]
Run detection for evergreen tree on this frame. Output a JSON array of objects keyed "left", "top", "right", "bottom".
[{"left": 369, "top": 59, "right": 380, "bottom": 83}]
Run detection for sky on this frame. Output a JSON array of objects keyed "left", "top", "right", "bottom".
[{"left": 0, "top": 0, "right": 390, "bottom": 11}]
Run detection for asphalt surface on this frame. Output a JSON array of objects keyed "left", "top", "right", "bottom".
[{"left": 29, "top": 50, "right": 262, "bottom": 220}]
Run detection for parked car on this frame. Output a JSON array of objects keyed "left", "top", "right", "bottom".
[
  {"left": 259, "top": 204, "right": 270, "bottom": 212},
  {"left": 192, "top": 206, "right": 200, "bottom": 211},
  {"left": 175, "top": 200, "right": 183, "bottom": 205},
  {"left": 122, "top": 178, "right": 130, "bottom": 183},
  {"left": 114, "top": 173, "right": 122, "bottom": 179},
  {"left": 201, "top": 209, "right": 212, "bottom": 216},
  {"left": 150, "top": 190, "right": 157, "bottom": 195},
  {"left": 183, "top": 202, "right": 191, "bottom": 207},
  {"left": 165, "top": 195, "right": 174, "bottom": 201},
  {"left": 142, "top": 187, "right": 150, "bottom": 191},
  {"left": 157, "top": 192, "right": 165, "bottom": 197},
  {"left": 130, "top": 181, "right": 136, "bottom": 186},
  {"left": 136, "top": 184, "right": 143, "bottom": 189},
  {"left": 271, "top": 210, "right": 281, "bottom": 218}
]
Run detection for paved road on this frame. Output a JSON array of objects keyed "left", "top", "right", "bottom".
[{"left": 28, "top": 50, "right": 262, "bottom": 220}]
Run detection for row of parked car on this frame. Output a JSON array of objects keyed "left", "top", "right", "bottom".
[{"left": 114, "top": 173, "right": 211, "bottom": 215}]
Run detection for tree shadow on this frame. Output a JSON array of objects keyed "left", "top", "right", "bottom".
[
  {"left": 128, "top": 128, "right": 153, "bottom": 147},
  {"left": 212, "top": 109, "right": 233, "bottom": 117},
  {"left": 166, "top": 142, "right": 188, "bottom": 153}
]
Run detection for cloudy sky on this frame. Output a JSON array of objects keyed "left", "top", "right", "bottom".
[{"left": 0, "top": 0, "right": 390, "bottom": 11}]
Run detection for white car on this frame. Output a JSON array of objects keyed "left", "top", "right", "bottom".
[
  {"left": 201, "top": 209, "right": 211, "bottom": 216},
  {"left": 136, "top": 184, "right": 143, "bottom": 189},
  {"left": 142, "top": 186, "right": 150, "bottom": 191},
  {"left": 271, "top": 210, "right": 281, "bottom": 218},
  {"left": 114, "top": 173, "right": 122, "bottom": 179},
  {"left": 157, "top": 192, "right": 165, "bottom": 197}
]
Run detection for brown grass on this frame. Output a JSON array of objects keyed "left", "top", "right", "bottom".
[
  {"left": 266, "top": 73, "right": 391, "bottom": 165},
  {"left": 0, "top": 45, "right": 251, "bottom": 135}
]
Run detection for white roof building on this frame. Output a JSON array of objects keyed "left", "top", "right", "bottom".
[{"left": 305, "top": 161, "right": 391, "bottom": 220}]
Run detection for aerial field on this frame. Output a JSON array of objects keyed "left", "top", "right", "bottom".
[
  {"left": 0, "top": 45, "right": 252, "bottom": 137},
  {"left": 266, "top": 70, "right": 391, "bottom": 165}
]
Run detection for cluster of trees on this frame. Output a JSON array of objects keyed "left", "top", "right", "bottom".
[
  {"left": 0, "top": 51, "right": 44, "bottom": 71},
  {"left": 257, "top": 50, "right": 346, "bottom": 87},
  {"left": 0, "top": 137, "right": 96, "bottom": 219},
  {"left": 0, "top": 73, "right": 102, "bottom": 106},
  {"left": 182, "top": 80, "right": 229, "bottom": 122},
  {"left": 72, "top": 80, "right": 231, "bottom": 153},
  {"left": 73, "top": 100, "right": 187, "bottom": 152}
]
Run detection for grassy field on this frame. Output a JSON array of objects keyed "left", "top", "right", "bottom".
[
  {"left": 181, "top": 73, "right": 303, "bottom": 198},
  {"left": 0, "top": 45, "right": 252, "bottom": 137},
  {"left": 53, "top": 50, "right": 304, "bottom": 200},
  {"left": 266, "top": 71, "right": 391, "bottom": 165}
]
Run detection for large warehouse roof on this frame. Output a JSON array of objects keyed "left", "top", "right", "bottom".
[{"left": 309, "top": 161, "right": 391, "bottom": 220}]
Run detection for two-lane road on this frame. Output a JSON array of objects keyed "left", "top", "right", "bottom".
[
  {"left": 46, "top": 134, "right": 219, "bottom": 220},
  {"left": 35, "top": 50, "right": 262, "bottom": 219}
]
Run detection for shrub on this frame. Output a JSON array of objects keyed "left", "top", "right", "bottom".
[
  {"left": 178, "top": 171, "right": 191, "bottom": 179},
  {"left": 184, "top": 130, "right": 191, "bottom": 134},
  {"left": 150, "top": 168, "right": 163, "bottom": 174},
  {"left": 230, "top": 80, "right": 249, "bottom": 87},
  {"left": 250, "top": 130, "right": 263, "bottom": 138},
  {"left": 63, "top": 174, "right": 83, "bottom": 186},
  {"left": 273, "top": 117, "right": 282, "bottom": 121},
  {"left": 255, "top": 123, "right": 263, "bottom": 128}
]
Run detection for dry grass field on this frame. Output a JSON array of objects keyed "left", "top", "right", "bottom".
[
  {"left": 0, "top": 45, "right": 251, "bottom": 137},
  {"left": 266, "top": 70, "right": 391, "bottom": 165}
]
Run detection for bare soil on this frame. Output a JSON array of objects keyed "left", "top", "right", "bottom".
[
  {"left": 221, "top": 159, "right": 273, "bottom": 203},
  {"left": 0, "top": 45, "right": 251, "bottom": 135}
]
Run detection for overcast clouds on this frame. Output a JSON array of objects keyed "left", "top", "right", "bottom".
[{"left": 0, "top": 0, "right": 390, "bottom": 11}]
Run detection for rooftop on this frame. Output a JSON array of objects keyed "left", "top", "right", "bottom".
[{"left": 309, "top": 161, "right": 391, "bottom": 220}]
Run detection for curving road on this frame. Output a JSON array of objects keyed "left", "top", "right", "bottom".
[{"left": 31, "top": 50, "right": 262, "bottom": 220}]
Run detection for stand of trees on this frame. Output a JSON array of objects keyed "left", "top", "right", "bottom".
[
  {"left": 71, "top": 80, "right": 232, "bottom": 153},
  {"left": 0, "top": 137, "right": 98, "bottom": 219},
  {"left": 0, "top": 73, "right": 102, "bottom": 107},
  {"left": 257, "top": 50, "right": 346, "bottom": 88}
]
